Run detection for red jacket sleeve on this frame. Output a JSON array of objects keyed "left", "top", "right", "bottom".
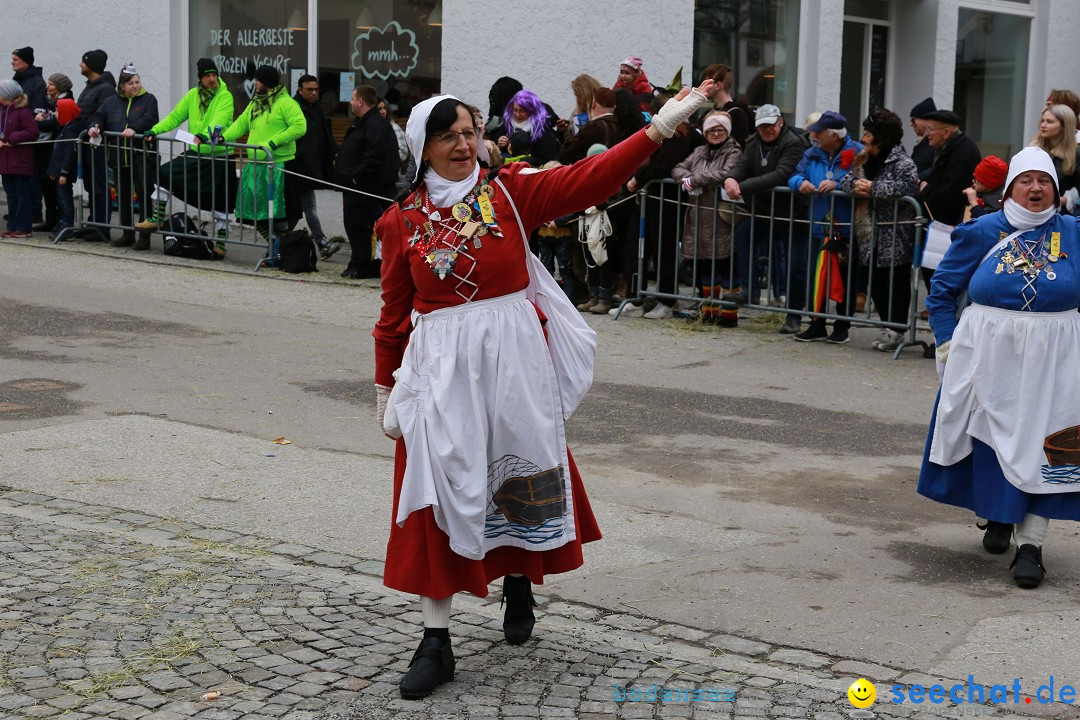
[
  {"left": 372, "top": 205, "right": 415, "bottom": 386},
  {"left": 502, "top": 128, "right": 659, "bottom": 232}
]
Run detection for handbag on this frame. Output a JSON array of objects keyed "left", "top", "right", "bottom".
[
  {"left": 494, "top": 176, "right": 597, "bottom": 420},
  {"left": 579, "top": 206, "right": 611, "bottom": 266}
]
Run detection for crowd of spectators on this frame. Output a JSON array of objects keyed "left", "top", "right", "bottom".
[{"left": 4, "top": 46, "right": 1079, "bottom": 349}]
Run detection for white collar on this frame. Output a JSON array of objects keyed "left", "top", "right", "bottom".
[
  {"left": 423, "top": 164, "right": 480, "bottom": 209},
  {"left": 1003, "top": 198, "right": 1057, "bottom": 231}
]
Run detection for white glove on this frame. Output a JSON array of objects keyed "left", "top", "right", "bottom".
[
  {"left": 934, "top": 341, "right": 950, "bottom": 380},
  {"left": 650, "top": 89, "right": 710, "bottom": 139},
  {"left": 681, "top": 178, "right": 694, "bottom": 193},
  {"left": 375, "top": 383, "right": 391, "bottom": 429}
]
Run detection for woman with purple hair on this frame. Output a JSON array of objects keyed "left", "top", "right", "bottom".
[{"left": 496, "top": 89, "right": 561, "bottom": 165}]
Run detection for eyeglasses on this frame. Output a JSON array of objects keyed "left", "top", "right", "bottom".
[
  {"left": 925, "top": 125, "right": 947, "bottom": 135},
  {"left": 704, "top": 128, "right": 727, "bottom": 136},
  {"left": 435, "top": 129, "right": 479, "bottom": 146}
]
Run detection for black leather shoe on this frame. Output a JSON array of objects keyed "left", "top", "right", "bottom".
[
  {"left": 501, "top": 575, "right": 537, "bottom": 645},
  {"left": 110, "top": 231, "right": 136, "bottom": 248},
  {"left": 978, "top": 520, "right": 1012, "bottom": 554},
  {"left": 399, "top": 636, "right": 454, "bottom": 699},
  {"left": 1010, "top": 544, "right": 1045, "bottom": 589}
]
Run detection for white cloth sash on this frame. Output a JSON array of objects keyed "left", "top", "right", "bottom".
[
  {"left": 930, "top": 303, "right": 1080, "bottom": 493},
  {"left": 391, "top": 290, "right": 576, "bottom": 560}
]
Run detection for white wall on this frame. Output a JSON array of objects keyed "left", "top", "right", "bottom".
[
  {"left": 2, "top": 2, "right": 183, "bottom": 112},
  {"left": 441, "top": 0, "right": 696, "bottom": 120},
  {"left": 795, "top": 0, "right": 845, "bottom": 123},
  {"left": 1032, "top": 0, "right": 1080, "bottom": 140}
]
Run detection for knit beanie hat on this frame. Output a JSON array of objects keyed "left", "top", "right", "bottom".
[
  {"left": 48, "top": 73, "right": 73, "bottom": 95},
  {"left": 56, "top": 98, "right": 81, "bottom": 126},
  {"left": 0, "top": 79, "right": 23, "bottom": 102},
  {"left": 254, "top": 65, "right": 280, "bottom": 89},
  {"left": 82, "top": 49, "right": 108, "bottom": 74},
  {"left": 973, "top": 155, "right": 1008, "bottom": 191},
  {"left": 12, "top": 46, "right": 34, "bottom": 65},
  {"left": 196, "top": 58, "right": 218, "bottom": 78},
  {"left": 909, "top": 97, "right": 936, "bottom": 119}
]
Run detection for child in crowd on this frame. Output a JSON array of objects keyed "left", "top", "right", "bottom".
[
  {"left": 962, "top": 155, "right": 1007, "bottom": 220},
  {"left": 504, "top": 129, "right": 538, "bottom": 166},
  {"left": 537, "top": 160, "right": 579, "bottom": 301},
  {"left": 46, "top": 99, "right": 81, "bottom": 240}
]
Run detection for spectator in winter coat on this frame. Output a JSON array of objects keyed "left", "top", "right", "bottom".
[
  {"left": 698, "top": 64, "right": 752, "bottom": 147},
  {"left": 918, "top": 110, "right": 981, "bottom": 226},
  {"left": 0, "top": 80, "right": 40, "bottom": 237},
  {"left": 787, "top": 111, "right": 865, "bottom": 344},
  {"left": 12, "top": 46, "right": 49, "bottom": 228},
  {"left": 74, "top": 49, "right": 115, "bottom": 238},
  {"left": 613, "top": 56, "right": 654, "bottom": 111},
  {"left": 559, "top": 88, "right": 623, "bottom": 165},
  {"left": 1029, "top": 104, "right": 1080, "bottom": 213},
  {"left": 36, "top": 73, "right": 77, "bottom": 237},
  {"left": 962, "top": 155, "right": 1007, "bottom": 220},
  {"left": 138, "top": 58, "right": 236, "bottom": 251},
  {"left": 494, "top": 90, "right": 560, "bottom": 166},
  {"left": 839, "top": 108, "right": 920, "bottom": 352},
  {"left": 221, "top": 65, "right": 306, "bottom": 245},
  {"left": 671, "top": 112, "right": 743, "bottom": 326},
  {"left": 45, "top": 98, "right": 80, "bottom": 240},
  {"left": 909, "top": 98, "right": 936, "bottom": 182},
  {"left": 721, "top": 104, "right": 807, "bottom": 315},
  {"left": 334, "top": 84, "right": 398, "bottom": 279},
  {"left": 88, "top": 64, "right": 159, "bottom": 248},
  {"left": 284, "top": 74, "right": 340, "bottom": 259}
]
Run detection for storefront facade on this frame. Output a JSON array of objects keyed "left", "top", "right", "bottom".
[{"left": 5, "top": 0, "right": 1078, "bottom": 157}]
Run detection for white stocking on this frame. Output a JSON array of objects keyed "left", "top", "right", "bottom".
[
  {"left": 1015, "top": 513, "right": 1049, "bottom": 548},
  {"left": 420, "top": 595, "right": 452, "bottom": 628}
]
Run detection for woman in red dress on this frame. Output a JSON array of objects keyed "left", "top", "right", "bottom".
[{"left": 372, "top": 80, "right": 714, "bottom": 699}]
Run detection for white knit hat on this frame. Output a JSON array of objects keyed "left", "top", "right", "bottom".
[{"left": 1005, "top": 146, "right": 1059, "bottom": 197}]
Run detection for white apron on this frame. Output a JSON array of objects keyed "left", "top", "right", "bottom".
[
  {"left": 930, "top": 303, "right": 1080, "bottom": 493},
  {"left": 390, "top": 290, "right": 576, "bottom": 560}
]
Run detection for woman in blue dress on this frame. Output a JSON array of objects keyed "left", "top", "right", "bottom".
[{"left": 919, "top": 147, "right": 1080, "bottom": 589}]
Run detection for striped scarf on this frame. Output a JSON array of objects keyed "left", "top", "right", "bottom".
[{"left": 250, "top": 85, "right": 283, "bottom": 120}]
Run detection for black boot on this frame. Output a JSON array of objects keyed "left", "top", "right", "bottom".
[
  {"left": 399, "top": 635, "right": 454, "bottom": 699},
  {"left": 1010, "top": 544, "right": 1045, "bottom": 589},
  {"left": 501, "top": 575, "right": 537, "bottom": 645},
  {"left": 111, "top": 230, "right": 136, "bottom": 248},
  {"left": 977, "top": 520, "right": 1012, "bottom": 554},
  {"left": 133, "top": 232, "right": 151, "bottom": 251}
]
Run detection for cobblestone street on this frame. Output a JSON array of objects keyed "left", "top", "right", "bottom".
[{"left": 0, "top": 486, "right": 956, "bottom": 720}]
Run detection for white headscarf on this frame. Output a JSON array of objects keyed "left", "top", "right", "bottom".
[
  {"left": 405, "top": 93, "right": 481, "bottom": 207},
  {"left": 1001, "top": 146, "right": 1060, "bottom": 230}
]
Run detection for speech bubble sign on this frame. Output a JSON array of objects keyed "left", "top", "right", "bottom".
[{"left": 351, "top": 21, "right": 420, "bottom": 81}]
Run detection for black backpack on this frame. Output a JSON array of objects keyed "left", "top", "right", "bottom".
[
  {"left": 161, "top": 213, "right": 216, "bottom": 260},
  {"left": 276, "top": 229, "right": 318, "bottom": 273}
]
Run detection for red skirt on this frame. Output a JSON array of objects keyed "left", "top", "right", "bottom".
[{"left": 383, "top": 439, "right": 602, "bottom": 600}]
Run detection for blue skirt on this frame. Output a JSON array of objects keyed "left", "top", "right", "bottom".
[{"left": 918, "top": 392, "right": 1080, "bottom": 522}]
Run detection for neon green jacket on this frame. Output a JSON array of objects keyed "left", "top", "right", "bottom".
[
  {"left": 222, "top": 90, "right": 306, "bottom": 163},
  {"left": 148, "top": 81, "right": 235, "bottom": 156}
]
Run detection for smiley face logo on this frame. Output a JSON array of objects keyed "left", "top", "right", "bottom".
[{"left": 848, "top": 678, "right": 877, "bottom": 709}]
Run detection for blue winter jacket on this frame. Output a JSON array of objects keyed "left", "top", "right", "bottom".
[{"left": 788, "top": 135, "right": 864, "bottom": 239}]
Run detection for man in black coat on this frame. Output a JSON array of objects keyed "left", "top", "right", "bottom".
[
  {"left": 721, "top": 104, "right": 809, "bottom": 319},
  {"left": 74, "top": 49, "right": 115, "bottom": 238},
  {"left": 918, "top": 110, "right": 981, "bottom": 227},
  {"left": 12, "top": 46, "right": 50, "bottom": 228},
  {"left": 285, "top": 74, "right": 339, "bottom": 258},
  {"left": 335, "top": 84, "right": 399, "bottom": 279},
  {"left": 908, "top": 97, "right": 937, "bottom": 182}
]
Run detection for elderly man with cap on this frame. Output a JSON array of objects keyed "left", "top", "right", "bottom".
[
  {"left": 221, "top": 64, "right": 306, "bottom": 245},
  {"left": 71, "top": 49, "right": 116, "bottom": 238},
  {"left": 918, "top": 109, "right": 981, "bottom": 227},
  {"left": 720, "top": 104, "right": 808, "bottom": 324},
  {"left": 787, "top": 110, "right": 864, "bottom": 343},
  {"left": 908, "top": 97, "right": 937, "bottom": 182},
  {"left": 919, "top": 146, "right": 1080, "bottom": 590},
  {"left": 137, "top": 58, "right": 236, "bottom": 256},
  {"left": 334, "top": 84, "right": 398, "bottom": 279}
]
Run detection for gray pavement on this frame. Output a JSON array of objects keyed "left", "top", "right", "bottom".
[{"left": 2, "top": 229, "right": 1080, "bottom": 719}]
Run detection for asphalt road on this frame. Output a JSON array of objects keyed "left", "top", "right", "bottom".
[{"left": 2, "top": 234, "right": 1079, "bottom": 706}]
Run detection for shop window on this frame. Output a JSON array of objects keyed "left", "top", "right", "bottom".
[
  {"left": 190, "top": 0, "right": 310, "bottom": 119},
  {"left": 693, "top": 0, "right": 800, "bottom": 118},
  {"left": 317, "top": 0, "right": 441, "bottom": 135},
  {"left": 953, "top": 8, "right": 1031, "bottom": 158}
]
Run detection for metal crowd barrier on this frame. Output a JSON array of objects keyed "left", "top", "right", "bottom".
[
  {"left": 616, "top": 179, "right": 931, "bottom": 359},
  {"left": 65, "top": 130, "right": 281, "bottom": 270}
]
